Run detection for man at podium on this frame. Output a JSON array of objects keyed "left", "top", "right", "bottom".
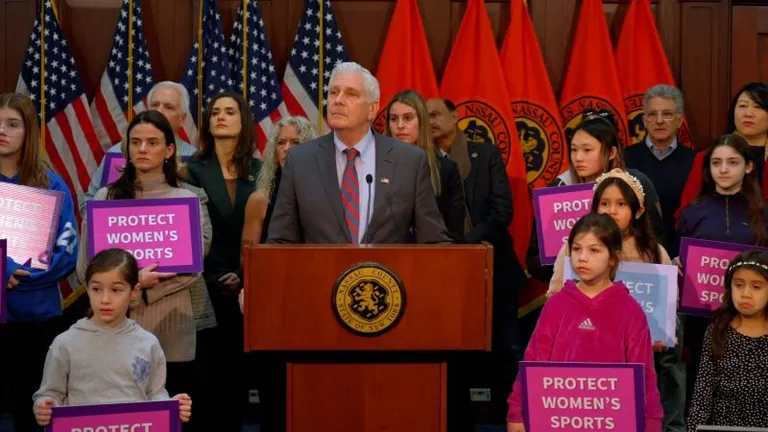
[{"left": 266, "top": 62, "right": 451, "bottom": 245}]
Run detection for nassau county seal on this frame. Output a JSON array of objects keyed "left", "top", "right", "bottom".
[
  {"left": 512, "top": 101, "right": 566, "bottom": 188},
  {"left": 332, "top": 263, "right": 405, "bottom": 336},
  {"left": 455, "top": 100, "right": 511, "bottom": 165},
  {"left": 561, "top": 96, "right": 630, "bottom": 147}
]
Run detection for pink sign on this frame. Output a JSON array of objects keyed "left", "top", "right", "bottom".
[
  {"left": 101, "top": 153, "right": 126, "bottom": 187},
  {"left": 0, "top": 182, "right": 63, "bottom": 270},
  {"left": 86, "top": 198, "right": 203, "bottom": 273},
  {"left": 532, "top": 183, "right": 594, "bottom": 265},
  {"left": 520, "top": 362, "right": 644, "bottom": 432},
  {"left": 47, "top": 400, "right": 179, "bottom": 432},
  {"left": 679, "top": 238, "right": 768, "bottom": 316}
]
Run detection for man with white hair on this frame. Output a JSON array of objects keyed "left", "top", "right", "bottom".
[
  {"left": 79, "top": 81, "right": 199, "bottom": 216},
  {"left": 267, "top": 62, "right": 450, "bottom": 244}
]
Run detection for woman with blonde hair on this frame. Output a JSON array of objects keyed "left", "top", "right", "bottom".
[
  {"left": 242, "top": 116, "right": 318, "bottom": 245},
  {"left": 383, "top": 89, "right": 466, "bottom": 241}
]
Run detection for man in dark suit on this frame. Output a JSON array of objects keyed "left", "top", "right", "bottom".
[
  {"left": 428, "top": 97, "right": 526, "bottom": 431},
  {"left": 267, "top": 62, "right": 450, "bottom": 244}
]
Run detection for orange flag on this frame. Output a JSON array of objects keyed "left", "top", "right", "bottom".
[
  {"left": 374, "top": 0, "right": 439, "bottom": 132},
  {"left": 615, "top": 0, "right": 693, "bottom": 147},
  {"left": 560, "top": 0, "right": 630, "bottom": 146},
  {"left": 501, "top": 0, "right": 567, "bottom": 190},
  {"left": 440, "top": 0, "right": 531, "bottom": 264}
]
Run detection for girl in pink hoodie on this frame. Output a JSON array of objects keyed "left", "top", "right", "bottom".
[{"left": 507, "top": 213, "right": 663, "bottom": 432}]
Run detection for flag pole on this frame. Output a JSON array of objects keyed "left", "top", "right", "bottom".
[
  {"left": 317, "top": 0, "right": 325, "bottom": 133},
  {"left": 242, "top": 0, "right": 248, "bottom": 100},
  {"left": 127, "top": 0, "right": 134, "bottom": 121},
  {"left": 197, "top": 0, "right": 204, "bottom": 127},
  {"left": 40, "top": 0, "right": 47, "bottom": 155}
]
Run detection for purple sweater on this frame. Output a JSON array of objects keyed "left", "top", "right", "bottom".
[{"left": 507, "top": 280, "right": 663, "bottom": 431}]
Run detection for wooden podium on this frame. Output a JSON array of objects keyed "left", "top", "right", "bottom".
[{"left": 242, "top": 244, "right": 493, "bottom": 432}]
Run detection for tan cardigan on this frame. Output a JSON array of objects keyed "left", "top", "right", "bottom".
[
  {"left": 548, "top": 236, "right": 673, "bottom": 297},
  {"left": 77, "top": 178, "right": 212, "bottom": 362}
]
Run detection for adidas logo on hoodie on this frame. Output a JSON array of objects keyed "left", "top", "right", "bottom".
[{"left": 578, "top": 318, "right": 595, "bottom": 331}]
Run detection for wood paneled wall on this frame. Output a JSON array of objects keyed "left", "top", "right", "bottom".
[{"left": 1, "top": 0, "right": 765, "bottom": 149}]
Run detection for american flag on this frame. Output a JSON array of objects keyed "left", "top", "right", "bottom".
[
  {"left": 179, "top": 0, "right": 233, "bottom": 144},
  {"left": 90, "top": 0, "right": 154, "bottom": 149},
  {"left": 281, "top": 0, "right": 349, "bottom": 130},
  {"left": 16, "top": 0, "right": 103, "bottom": 305},
  {"left": 229, "top": 0, "right": 289, "bottom": 154}
]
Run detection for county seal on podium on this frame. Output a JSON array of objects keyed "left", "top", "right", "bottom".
[{"left": 332, "top": 262, "right": 406, "bottom": 336}]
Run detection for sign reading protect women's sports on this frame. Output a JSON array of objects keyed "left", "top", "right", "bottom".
[
  {"left": 520, "top": 362, "right": 645, "bottom": 432},
  {"left": 86, "top": 198, "right": 203, "bottom": 273},
  {"left": 46, "top": 400, "right": 180, "bottom": 432},
  {"left": 679, "top": 238, "right": 768, "bottom": 316},
  {"left": 0, "top": 181, "right": 64, "bottom": 270},
  {"left": 532, "top": 183, "right": 594, "bottom": 265}
]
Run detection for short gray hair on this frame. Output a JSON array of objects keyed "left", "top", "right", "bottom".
[
  {"left": 643, "top": 84, "right": 684, "bottom": 114},
  {"left": 328, "top": 62, "right": 380, "bottom": 103},
  {"left": 257, "top": 116, "right": 318, "bottom": 201},
  {"left": 147, "top": 81, "right": 190, "bottom": 114}
]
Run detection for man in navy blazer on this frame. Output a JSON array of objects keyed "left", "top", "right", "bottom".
[{"left": 267, "top": 62, "right": 450, "bottom": 244}]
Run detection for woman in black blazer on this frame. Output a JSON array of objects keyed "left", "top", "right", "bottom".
[
  {"left": 383, "top": 89, "right": 466, "bottom": 242},
  {"left": 183, "top": 91, "right": 261, "bottom": 432}
]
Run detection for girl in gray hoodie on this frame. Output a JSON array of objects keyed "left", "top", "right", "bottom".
[{"left": 32, "top": 249, "right": 192, "bottom": 426}]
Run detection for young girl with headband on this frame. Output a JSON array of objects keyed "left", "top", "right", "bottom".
[{"left": 687, "top": 250, "right": 768, "bottom": 430}]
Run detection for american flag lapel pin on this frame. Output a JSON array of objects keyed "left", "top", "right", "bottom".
[
  {"left": 381, "top": 178, "right": 390, "bottom": 184},
  {"left": 471, "top": 152, "right": 479, "bottom": 158}
]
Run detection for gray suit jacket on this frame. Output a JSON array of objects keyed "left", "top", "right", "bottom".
[{"left": 266, "top": 133, "right": 451, "bottom": 244}]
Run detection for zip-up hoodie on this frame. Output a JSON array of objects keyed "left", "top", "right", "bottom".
[
  {"left": 677, "top": 191, "right": 766, "bottom": 249},
  {"left": 507, "top": 280, "right": 663, "bottom": 432},
  {"left": 2, "top": 170, "right": 78, "bottom": 321},
  {"left": 33, "top": 318, "right": 170, "bottom": 408}
]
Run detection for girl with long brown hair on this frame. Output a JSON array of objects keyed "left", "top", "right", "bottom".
[
  {"left": 0, "top": 92, "right": 79, "bottom": 429},
  {"left": 383, "top": 89, "right": 466, "bottom": 241}
]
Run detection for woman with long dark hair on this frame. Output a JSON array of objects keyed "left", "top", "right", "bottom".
[
  {"left": 75, "top": 111, "right": 213, "bottom": 409},
  {"left": 184, "top": 91, "right": 262, "bottom": 432},
  {"left": 0, "top": 93, "right": 79, "bottom": 430}
]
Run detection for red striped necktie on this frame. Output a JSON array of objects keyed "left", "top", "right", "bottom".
[{"left": 341, "top": 148, "right": 360, "bottom": 243}]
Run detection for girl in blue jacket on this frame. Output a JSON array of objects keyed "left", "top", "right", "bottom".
[
  {"left": 677, "top": 133, "right": 768, "bottom": 418},
  {"left": 0, "top": 93, "right": 78, "bottom": 430}
]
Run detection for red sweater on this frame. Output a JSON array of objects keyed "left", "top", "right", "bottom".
[{"left": 506, "top": 280, "right": 663, "bottom": 431}]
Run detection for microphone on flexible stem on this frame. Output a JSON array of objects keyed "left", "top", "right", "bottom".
[{"left": 361, "top": 174, "right": 374, "bottom": 244}]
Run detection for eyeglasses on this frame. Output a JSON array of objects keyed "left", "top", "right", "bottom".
[
  {"left": 0, "top": 121, "right": 24, "bottom": 133},
  {"left": 643, "top": 111, "right": 679, "bottom": 122}
]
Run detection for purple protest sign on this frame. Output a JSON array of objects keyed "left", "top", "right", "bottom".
[
  {"left": 679, "top": 238, "right": 768, "bottom": 316},
  {"left": 520, "top": 361, "right": 645, "bottom": 432},
  {"left": 102, "top": 154, "right": 192, "bottom": 187},
  {"left": 86, "top": 197, "right": 203, "bottom": 273},
  {"left": 0, "top": 239, "right": 6, "bottom": 323},
  {"left": 0, "top": 182, "right": 63, "bottom": 270},
  {"left": 532, "top": 183, "right": 594, "bottom": 265},
  {"left": 46, "top": 400, "right": 180, "bottom": 432}
]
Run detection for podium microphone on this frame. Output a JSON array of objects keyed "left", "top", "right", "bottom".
[{"left": 361, "top": 174, "right": 374, "bottom": 244}]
